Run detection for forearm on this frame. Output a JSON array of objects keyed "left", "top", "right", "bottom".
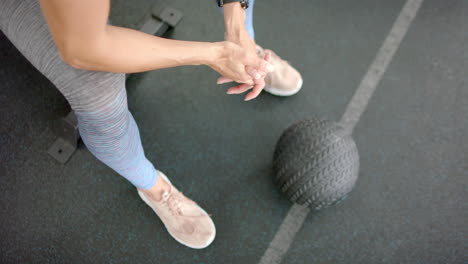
[
  {"left": 223, "top": 2, "right": 248, "bottom": 37},
  {"left": 66, "top": 25, "right": 223, "bottom": 72}
]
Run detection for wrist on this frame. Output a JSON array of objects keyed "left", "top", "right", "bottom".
[
  {"left": 202, "top": 42, "right": 225, "bottom": 66},
  {"left": 225, "top": 27, "right": 250, "bottom": 43}
]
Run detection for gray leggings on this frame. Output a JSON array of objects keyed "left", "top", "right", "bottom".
[{"left": 0, "top": 0, "right": 159, "bottom": 190}]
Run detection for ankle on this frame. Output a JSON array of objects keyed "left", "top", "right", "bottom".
[{"left": 141, "top": 174, "right": 171, "bottom": 201}]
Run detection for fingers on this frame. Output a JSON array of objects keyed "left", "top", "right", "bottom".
[
  {"left": 216, "top": 76, "right": 233, "bottom": 84},
  {"left": 226, "top": 83, "right": 253, "bottom": 94},
  {"left": 218, "top": 74, "right": 254, "bottom": 86},
  {"left": 244, "top": 76, "right": 266, "bottom": 101},
  {"left": 241, "top": 50, "right": 273, "bottom": 101},
  {"left": 243, "top": 52, "right": 273, "bottom": 83},
  {"left": 264, "top": 50, "right": 272, "bottom": 64},
  {"left": 243, "top": 54, "right": 270, "bottom": 100},
  {"left": 218, "top": 52, "right": 273, "bottom": 87},
  {"left": 240, "top": 78, "right": 255, "bottom": 86},
  {"left": 217, "top": 50, "right": 274, "bottom": 101},
  {"left": 247, "top": 55, "right": 275, "bottom": 75},
  {"left": 246, "top": 68, "right": 262, "bottom": 80},
  {"left": 234, "top": 64, "right": 256, "bottom": 86},
  {"left": 245, "top": 65, "right": 265, "bottom": 80},
  {"left": 224, "top": 75, "right": 265, "bottom": 101}
]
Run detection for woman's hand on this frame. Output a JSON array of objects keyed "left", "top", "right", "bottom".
[
  {"left": 219, "top": 2, "right": 274, "bottom": 101},
  {"left": 222, "top": 28, "right": 274, "bottom": 101},
  {"left": 225, "top": 25, "right": 262, "bottom": 76},
  {"left": 207, "top": 41, "right": 271, "bottom": 86},
  {"left": 216, "top": 50, "right": 273, "bottom": 101}
]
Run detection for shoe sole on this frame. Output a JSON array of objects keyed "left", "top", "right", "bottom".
[
  {"left": 263, "top": 78, "right": 303, "bottom": 97},
  {"left": 137, "top": 170, "right": 216, "bottom": 249}
]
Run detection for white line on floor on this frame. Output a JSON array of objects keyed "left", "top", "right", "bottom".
[
  {"left": 257, "top": 204, "right": 310, "bottom": 264},
  {"left": 258, "top": 1, "right": 424, "bottom": 263},
  {"left": 340, "top": 0, "right": 424, "bottom": 133}
]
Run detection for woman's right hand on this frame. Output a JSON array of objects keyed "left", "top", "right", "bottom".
[{"left": 207, "top": 41, "right": 272, "bottom": 86}]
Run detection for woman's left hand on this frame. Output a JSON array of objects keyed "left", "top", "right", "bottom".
[{"left": 217, "top": 49, "right": 273, "bottom": 101}]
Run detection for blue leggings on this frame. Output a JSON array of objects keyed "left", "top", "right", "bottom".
[
  {"left": 0, "top": 0, "right": 255, "bottom": 190},
  {"left": 245, "top": 0, "right": 256, "bottom": 39}
]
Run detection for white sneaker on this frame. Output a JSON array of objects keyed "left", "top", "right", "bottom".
[
  {"left": 257, "top": 45, "right": 303, "bottom": 96},
  {"left": 137, "top": 171, "right": 216, "bottom": 249}
]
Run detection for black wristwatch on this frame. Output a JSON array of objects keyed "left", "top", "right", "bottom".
[{"left": 217, "top": 0, "right": 249, "bottom": 9}]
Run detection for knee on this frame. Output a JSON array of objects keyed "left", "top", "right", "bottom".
[
  {"left": 79, "top": 102, "right": 128, "bottom": 125},
  {"left": 67, "top": 71, "right": 127, "bottom": 111},
  {"left": 75, "top": 87, "right": 130, "bottom": 134}
]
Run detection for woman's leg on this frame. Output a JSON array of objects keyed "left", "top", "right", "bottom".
[{"left": 0, "top": 0, "right": 158, "bottom": 190}]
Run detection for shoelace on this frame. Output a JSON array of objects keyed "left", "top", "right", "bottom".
[
  {"left": 162, "top": 190, "right": 213, "bottom": 218},
  {"left": 162, "top": 190, "right": 183, "bottom": 216}
]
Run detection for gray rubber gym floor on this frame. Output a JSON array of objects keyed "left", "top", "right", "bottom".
[{"left": 0, "top": 0, "right": 466, "bottom": 263}]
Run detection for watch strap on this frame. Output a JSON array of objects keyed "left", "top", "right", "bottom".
[{"left": 217, "top": 0, "right": 249, "bottom": 9}]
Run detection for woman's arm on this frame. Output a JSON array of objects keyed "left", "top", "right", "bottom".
[{"left": 39, "top": 0, "right": 266, "bottom": 84}]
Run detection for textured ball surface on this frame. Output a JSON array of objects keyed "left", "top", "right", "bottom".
[{"left": 273, "top": 118, "right": 359, "bottom": 210}]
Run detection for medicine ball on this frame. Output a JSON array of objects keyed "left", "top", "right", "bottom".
[{"left": 273, "top": 118, "right": 359, "bottom": 210}]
